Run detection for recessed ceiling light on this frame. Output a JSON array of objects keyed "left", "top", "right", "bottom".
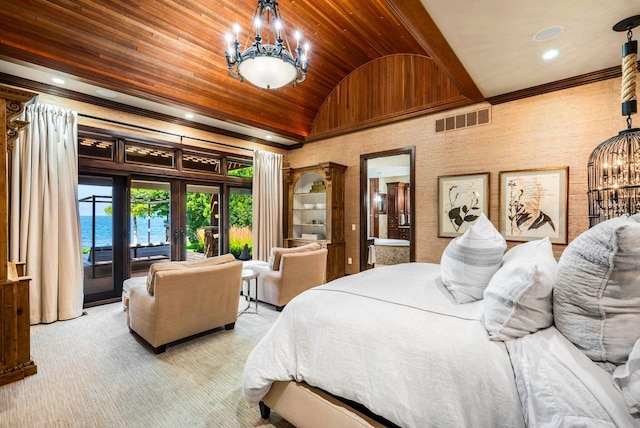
[
  {"left": 51, "top": 77, "right": 65, "bottom": 85},
  {"left": 542, "top": 49, "right": 559, "bottom": 60},
  {"left": 96, "top": 89, "right": 118, "bottom": 98},
  {"left": 265, "top": 135, "right": 272, "bottom": 140},
  {"left": 185, "top": 113, "right": 194, "bottom": 119},
  {"left": 533, "top": 26, "right": 563, "bottom": 42}
]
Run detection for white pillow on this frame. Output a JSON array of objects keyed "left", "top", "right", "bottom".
[
  {"left": 613, "top": 338, "right": 640, "bottom": 416},
  {"left": 483, "top": 238, "right": 557, "bottom": 341},
  {"left": 440, "top": 213, "right": 506, "bottom": 303},
  {"left": 553, "top": 214, "right": 640, "bottom": 365}
]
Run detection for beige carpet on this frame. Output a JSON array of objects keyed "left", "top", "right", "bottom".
[{"left": 0, "top": 300, "right": 294, "bottom": 428}]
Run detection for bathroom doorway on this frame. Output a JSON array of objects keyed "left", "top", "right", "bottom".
[{"left": 359, "top": 147, "right": 415, "bottom": 270}]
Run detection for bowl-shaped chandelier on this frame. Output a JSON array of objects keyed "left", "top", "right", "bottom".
[{"left": 224, "top": 0, "right": 309, "bottom": 90}]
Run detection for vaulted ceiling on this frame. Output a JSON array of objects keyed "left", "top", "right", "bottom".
[
  {"left": 0, "top": 0, "right": 481, "bottom": 145},
  {"left": 0, "top": 1, "right": 637, "bottom": 146}
]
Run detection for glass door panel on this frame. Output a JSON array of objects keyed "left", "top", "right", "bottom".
[
  {"left": 228, "top": 187, "right": 253, "bottom": 260},
  {"left": 130, "top": 180, "right": 171, "bottom": 277},
  {"left": 185, "top": 184, "right": 220, "bottom": 261},
  {"left": 79, "top": 177, "right": 114, "bottom": 296}
]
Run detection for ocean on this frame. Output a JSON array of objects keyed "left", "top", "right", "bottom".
[{"left": 80, "top": 215, "right": 169, "bottom": 249}]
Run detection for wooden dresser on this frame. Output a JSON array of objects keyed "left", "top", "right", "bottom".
[{"left": 0, "top": 85, "right": 37, "bottom": 386}]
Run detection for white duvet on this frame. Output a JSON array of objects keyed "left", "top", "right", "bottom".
[
  {"left": 507, "top": 327, "right": 639, "bottom": 427},
  {"left": 243, "top": 263, "right": 525, "bottom": 427},
  {"left": 242, "top": 263, "right": 638, "bottom": 427}
]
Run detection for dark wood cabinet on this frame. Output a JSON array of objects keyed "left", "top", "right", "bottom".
[
  {"left": 1, "top": 263, "right": 36, "bottom": 386},
  {"left": 285, "top": 162, "right": 347, "bottom": 282},
  {"left": 0, "top": 85, "right": 37, "bottom": 386},
  {"left": 387, "top": 182, "right": 410, "bottom": 240}
]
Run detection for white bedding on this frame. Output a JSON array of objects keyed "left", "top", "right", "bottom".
[
  {"left": 242, "top": 263, "right": 525, "bottom": 427},
  {"left": 507, "top": 327, "right": 639, "bottom": 427},
  {"left": 242, "top": 262, "right": 637, "bottom": 427}
]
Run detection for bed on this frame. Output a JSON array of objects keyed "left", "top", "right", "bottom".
[{"left": 242, "top": 214, "right": 640, "bottom": 427}]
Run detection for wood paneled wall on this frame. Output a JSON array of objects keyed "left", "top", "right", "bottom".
[
  {"left": 1, "top": 0, "right": 469, "bottom": 142},
  {"left": 289, "top": 78, "right": 622, "bottom": 274},
  {"left": 309, "top": 54, "right": 470, "bottom": 141}
]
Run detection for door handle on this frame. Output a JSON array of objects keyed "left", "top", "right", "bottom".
[{"left": 173, "top": 228, "right": 185, "bottom": 244}]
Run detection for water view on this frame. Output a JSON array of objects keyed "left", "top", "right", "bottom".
[{"left": 80, "top": 216, "right": 169, "bottom": 249}]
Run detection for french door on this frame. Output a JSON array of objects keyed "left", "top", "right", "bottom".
[
  {"left": 129, "top": 180, "right": 224, "bottom": 276},
  {"left": 129, "top": 179, "right": 172, "bottom": 278},
  {"left": 80, "top": 175, "right": 250, "bottom": 306},
  {"left": 227, "top": 186, "right": 253, "bottom": 260},
  {"left": 181, "top": 183, "right": 222, "bottom": 261},
  {"left": 79, "top": 175, "right": 128, "bottom": 305}
]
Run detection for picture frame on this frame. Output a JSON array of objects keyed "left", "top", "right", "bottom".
[
  {"left": 498, "top": 167, "right": 569, "bottom": 244},
  {"left": 438, "top": 172, "right": 490, "bottom": 237}
]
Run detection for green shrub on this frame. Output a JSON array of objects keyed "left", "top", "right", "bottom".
[{"left": 229, "top": 226, "right": 252, "bottom": 258}]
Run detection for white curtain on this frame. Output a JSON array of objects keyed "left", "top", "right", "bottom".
[
  {"left": 252, "top": 150, "right": 283, "bottom": 261},
  {"left": 10, "top": 104, "right": 83, "bottom": 324}
]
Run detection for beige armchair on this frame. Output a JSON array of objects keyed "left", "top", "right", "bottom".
[
  {"left": 248, "top": 243, "right": 328, "bottom": 311},
  {"left": 127, "top": 253, "right": 242, "bottom": 353}
]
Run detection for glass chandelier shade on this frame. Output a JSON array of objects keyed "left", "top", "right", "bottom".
[
  {"left": 587, "top": 129, "right": 640, "bottom": 226},
  {"left": 587, "top": 15, "right": 640, "bottom": 227},
  {"left": 225, "top": 0, "right": 309, "bottom": 90}
]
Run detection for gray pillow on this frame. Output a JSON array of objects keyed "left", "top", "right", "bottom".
[
  {"left": 484, "top": 238, "right": 556, "bottom": 341},
  {"left": 553, "top": 214, "right": 640, "bottom": 365},
  {"left": 440, "top": 213, "right": 506, "bottom": 303}
]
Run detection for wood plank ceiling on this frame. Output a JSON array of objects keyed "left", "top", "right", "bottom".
[{"left": 0, "top": 0, "right": 482, "bottom": 143}]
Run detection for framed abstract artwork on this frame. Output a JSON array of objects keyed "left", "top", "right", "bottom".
[
  {"left": 498, "top": 167, "right": 569, "bottom": 244},
  {"left": 438, "top": 172, "right": 490, "bottom": 237}
]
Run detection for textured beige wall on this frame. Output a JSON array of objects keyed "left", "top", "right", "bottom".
[{"left": 289, "top": 78, "right": 623, "bottom": 274}]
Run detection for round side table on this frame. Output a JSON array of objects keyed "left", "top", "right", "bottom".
[{"left": 240, "top": 268, "right": 259, "bottom": 314}]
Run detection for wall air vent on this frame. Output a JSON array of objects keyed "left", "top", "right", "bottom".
[{"left": 435, "top": 107, "right": 491, "bottom": 133}]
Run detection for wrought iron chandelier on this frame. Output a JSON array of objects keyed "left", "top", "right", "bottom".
[
  {"left": 224, "top": 0, "right": 309, "bottom": 90},
  {"left": 587, "top": 15, "right": 640, "bottom": 227}
]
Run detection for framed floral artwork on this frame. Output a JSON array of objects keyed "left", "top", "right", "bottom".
[
  {"left": 499, "top": 167, "right": 569, "bottom": 244},
  {"left": 438, "top": 172, "right": 489, "bottom": 237}
]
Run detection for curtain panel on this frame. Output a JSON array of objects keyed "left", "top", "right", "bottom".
[
  {"left": 252, "top": 150, "right": 283, "bottom": 261},
  {"left": 10, "top": 103, "right": 84, "bottom": 324}
]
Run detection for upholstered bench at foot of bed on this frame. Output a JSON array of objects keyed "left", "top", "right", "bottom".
[{"left": 260, "top": 381, "right": 390, "bottom": 428}]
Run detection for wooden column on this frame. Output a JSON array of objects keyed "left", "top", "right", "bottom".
[
  {"left": 203, "top": 226, "right": 219, "bottom": 258},
  {"left": 0, "top": 84, "right": 37, "bottom": 386},
  {"left": 0, "top": 96, "right": 6, "bottom": 282}
]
